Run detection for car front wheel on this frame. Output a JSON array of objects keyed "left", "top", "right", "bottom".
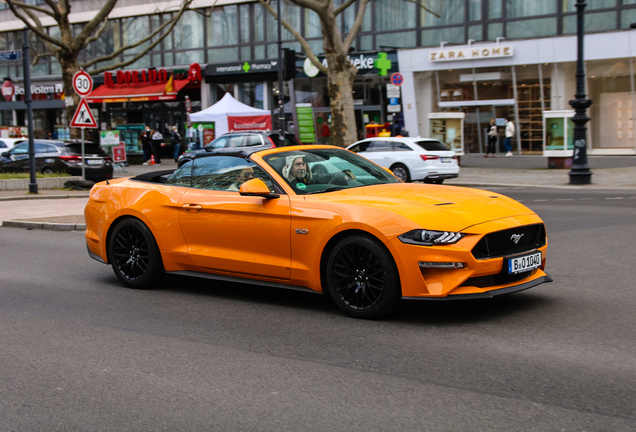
[
  {"left": 108, "top": 218, "right": 164, "bottom": 289},
  {"left": 325, "top": 235, "right": 401, "bottom": 319},
  {"left": 390, "top": 163, "right": 410, "bottom": 182}
]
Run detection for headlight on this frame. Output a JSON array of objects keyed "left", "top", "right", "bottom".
[{"left": 398, "top": 229, "right": 465, "bottom": 246}]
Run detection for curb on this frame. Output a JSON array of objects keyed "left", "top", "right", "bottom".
[
  {"left": 0, "top": 194, "right": 90, "bottom": 202},
  {"left": 2, "top": 220, "right": 86, "bottom": 231}
]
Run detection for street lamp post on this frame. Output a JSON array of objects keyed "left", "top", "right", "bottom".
[
  {"left": 276, "top": 0, "right": 285, "bottom": 147},
  {"left": 568, "top": 0, "right": 593, "bottom": 185}
]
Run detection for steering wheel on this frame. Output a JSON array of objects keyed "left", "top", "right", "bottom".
[{"left": 328, "top": 171, "right": 349, "bottom": 185}]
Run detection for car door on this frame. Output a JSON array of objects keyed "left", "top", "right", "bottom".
[
  {"left": 1, "top": 143, "right": 30, "bottom": 171},
  {"left": 178, "top": 155, "right": 292, "bottom": 280},
  {"left": 359, "top": 140, "right": 394, "bottom": 168}
]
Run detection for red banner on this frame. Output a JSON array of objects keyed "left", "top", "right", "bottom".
[{"left": 227, "top": 115, "right": 272, "bottom": 132}]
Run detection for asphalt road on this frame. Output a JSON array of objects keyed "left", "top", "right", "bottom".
[{"left": 1, "top": 187, "right": 635, "bottom": 431}]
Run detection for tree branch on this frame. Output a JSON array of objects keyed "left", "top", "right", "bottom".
[
  {"left": 71, "top": 0, "right": 119, "bottom": 52},
  {"left": 3, "top": 0, "right": 55, "bottom": 17},
  {"left": 4, "top": 0, "right": 68, "bottom": 51},
  {"left": 333, "top": 0, "right": 356, "bottom": 17},
  {"left": 32, "top": 52, "right": 56, "bottom": 66},
  {"left": 81, "top": 18, "right": 109, "bottom": 50},
  {"left": 343, "top": 0, "right": 369, "bottom": 52},
  {"left": 41, "top": 0, "right": 62, "bottom": 20},
  {"left": 404, "top": 0, "right": 441, "bottom": 18},
  {"left": 86, "top": 0, "right": 192, "bottom": 75},
  {"left": 258, "top": 0, "right": 328, "bottom": 74}
]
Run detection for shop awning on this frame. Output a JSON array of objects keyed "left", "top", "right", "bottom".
[{"left": 85, "top": 79, "right": 190, "bottom": 103}]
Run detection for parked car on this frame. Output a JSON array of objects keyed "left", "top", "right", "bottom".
[
  {"left": 178, "top": 130, "right": 302, "bottom": 167},
  {"left": 0, "top": 138, "right": 27, "bottom": 152},
  {"left": 347, "top": 137, "right": 460, "bottom": 184},
  {"left": 0, "top": 140, "right": 113, "bottom": 181},
  {"left": 85, "top": 145, "right": 551, "bottom": 319}
]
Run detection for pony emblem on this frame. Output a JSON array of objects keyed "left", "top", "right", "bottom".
[{"left": 510, "top": 233, "right": 524, "bottom": 244}]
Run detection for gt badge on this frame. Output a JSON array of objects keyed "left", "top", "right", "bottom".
[
  {"left": 510, "top": 233, "right": 524, "bottom": 244},
  {"left": 295, "top": 229, "right": 309, "bottom": 235}
]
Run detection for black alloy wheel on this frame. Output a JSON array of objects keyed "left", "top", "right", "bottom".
[
  {"left": 325, "top": 235, "right": 401, "bottom": 319},
  {"left": 109, "top": 218, "right": 164, "bottom": 289},
  {"left": 390, "top": 163, "right": 410, "bottom": 182}
]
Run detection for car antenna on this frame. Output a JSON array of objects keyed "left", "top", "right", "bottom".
[{"left": 106, "top": 178, "right": 110, "bottom": 185}]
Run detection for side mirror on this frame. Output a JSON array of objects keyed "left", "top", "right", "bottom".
[{"left": 239, "top": 178, "right": 279, "bottom": 199}]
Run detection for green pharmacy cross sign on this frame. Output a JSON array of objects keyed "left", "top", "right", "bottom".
[
  {"left": 242, "top": 62, "right": 251, "bottom": 73},
  {"left": 374, "top": 52, "right": 392, "bottom": 76}
]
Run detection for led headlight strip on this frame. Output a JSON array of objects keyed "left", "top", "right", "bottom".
[{"left": 398, "top": 229, "right": 465, "bottom": 246}]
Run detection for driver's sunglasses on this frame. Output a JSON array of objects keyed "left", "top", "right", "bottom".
[{"left": 241, "top": 172, "right": 254, "bottom": 179}]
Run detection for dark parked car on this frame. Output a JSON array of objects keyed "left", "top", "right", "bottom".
[
  {"left": 178, "top": 130, "right": 302, "bottom": 167},
  {"left": 0, "top": 140, "right": 113, "bottom": 181}
]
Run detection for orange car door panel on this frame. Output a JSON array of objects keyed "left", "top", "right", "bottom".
[{"left": 178, "top": 189, "right": 292, "bottom": 280}]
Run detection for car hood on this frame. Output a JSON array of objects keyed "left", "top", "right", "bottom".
[{"left": 306, "top": 183, "right": 535, "bottom": 232}]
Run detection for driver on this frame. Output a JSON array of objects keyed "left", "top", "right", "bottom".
[
  {"left": 281, "top": 154, "right": 355, "bottom": 189},
  {"left": 282, "top": 155, "right": 313, "bottom": 187}
]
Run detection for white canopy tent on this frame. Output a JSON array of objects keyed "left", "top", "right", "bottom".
[{"left": 189, "top": 92, "right": 271, "bottom": 136}]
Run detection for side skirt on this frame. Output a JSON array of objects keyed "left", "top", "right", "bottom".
[
  {"left": 403, "top": 274, "right": 553, "bottom": 301},
  {"left": 166, "top": 270, "right": 322, "bottom": 295}
]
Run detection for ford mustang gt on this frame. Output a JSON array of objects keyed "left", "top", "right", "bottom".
[{"left": 85, "top": 145, "right": 551, "bottom": 319}]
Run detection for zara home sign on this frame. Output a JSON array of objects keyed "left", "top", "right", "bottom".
[{"left": 429, "top": 44, "right": 513, "bottom": 62}]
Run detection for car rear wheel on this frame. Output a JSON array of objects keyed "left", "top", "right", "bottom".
[
  {"left": 424, "top": 178, "right": 444, "bottom": 184},
  {"left": 108, "top": 218, "right": 164, "bottom": 289},
  {"left": 41, "top": 167, "right": 54, "bottom": 174},
  {"left": 390, "top": 163, "right": 410, "bottom": 182},
  {"left": 325, "top": 235, "right": 401, "bottom": 319}
]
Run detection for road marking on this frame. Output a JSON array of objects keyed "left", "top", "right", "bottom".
[
  {"left": 555, "top": 199, "right": 573, "bottom": 201},
  {"left": 533, "top": 199, "right": 548, "bottom": 202},
  {"left": 605, "top": 197, "right": 624, "bottom": 200}
]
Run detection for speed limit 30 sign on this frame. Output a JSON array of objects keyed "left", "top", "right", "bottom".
[{"left": 73, "top": 70, "right": 93, "bottom": 97}]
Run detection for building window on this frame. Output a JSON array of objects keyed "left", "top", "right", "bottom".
[
  {"left": 505, "top": 1, "right": 557, "bottom": 18},
  {"left": 506, "top": 17, "right": 558, "bottom": 38}
]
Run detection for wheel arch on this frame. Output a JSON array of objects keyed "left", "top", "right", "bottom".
[
  {"left": 105, "top": 214, "right": 151, "bottom": 264},
  {"left": 319, "top": 228, "right": 402, "bottom": 295}
]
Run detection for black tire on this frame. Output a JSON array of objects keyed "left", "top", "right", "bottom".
[
  {"left": 325, "top": 235, "right": 401, "bottom": 319},
  {"left": 390, "top": 163, "right": 410, "bottom": 182},
  {"left": 424, "top": 178, "right": 444, "bottom": 184},
  {"left": 108, "top": 218, "right": 164, "bottom": 289},
  {"left": 41, "top": 167, "right": 54, "bottom": 174}
]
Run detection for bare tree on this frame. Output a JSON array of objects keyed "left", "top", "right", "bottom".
[
  {"left": 5, "top": 0, "right": 193, "bottom": 135},
  {"left": 258, "top": 0, "right": 439, "bottom": 147}
]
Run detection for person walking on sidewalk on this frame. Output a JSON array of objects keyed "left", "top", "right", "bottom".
[
  {"left": 486, "top": 118, "right": 497, "bottom": 157},
  {"left": 504, "top": 118, "right": 515, "bottom": 157},
  {"left": 171, "top": 125, "right": 182, "bottom": 162},
  {"left": 151, "top": 129, "right": 163, "bottom": 165},
  {"left": 140, "top": 127, "right": 152, "bottom": 165}
]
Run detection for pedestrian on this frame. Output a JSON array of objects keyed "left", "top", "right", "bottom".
[
  {"left": 46, "top": 131, "right": 53, "bottom": 140},
  {"left": 171, "top": 125, "right": 181, "bottom": 162},
  {"left": 140, "top": 127, "right": 152, "bottom": 165},
  {"left": 151, "top": 129, "right": 163, "bottom": 165},
  {"left": 486, "top": 118, "right": 497, "bottom": 157},
  {"left": 389, "top": 118, "right": 402, "bottom": 137},
  {"left": 504, "top": 117, "right": 515, "bottom": 157}
]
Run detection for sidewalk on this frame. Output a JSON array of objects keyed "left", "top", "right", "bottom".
[{"left": 1, "top": 154, "right": 635, "bottom": 230}]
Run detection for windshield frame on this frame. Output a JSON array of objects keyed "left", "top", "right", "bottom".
[{"left": 260, "top": 147, "right": 400, "bottom": 195}]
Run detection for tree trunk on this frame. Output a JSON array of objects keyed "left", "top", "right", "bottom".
[
  {"left": 60, "top": 55, "right": 81, "bottom": 140},
  {"left": 326, "top": 53, "right": 357, "bottom": 147}
]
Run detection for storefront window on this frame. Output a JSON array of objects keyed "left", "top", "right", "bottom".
[
  {"left": 122, "top": 17, "right": 150, "bottom": 54},
  {"left": 176, "top": 50, "right": 204, "bottom": 65},
  {"left": 423, "top": 0, "right": 465, "bottom": 26},
  {"left": 240, "top": 4, "right": 250, "bottom": 44},
  {"left": 505, "top": 1, "right": 556, "bottom": 18},
  {"left": 376, "top": 0, "right": 416, "bottom": 30},
  {"left": 469, "top": 0, "right": 482, "bottom": 21},
  {"left": 563, "top": 0, "right": 616, "bottom": 10},
  {"left": 422, "top": 27, "right": 464, "bottom": 46},
  {"left": 489, "top": 0, "right": 502, "bottom": 19},
  {"left": 376, "top": 32, "right": 417, "bottom": 49},
  {"left": 563, "top": 11, "right": 617, "bottom": 34},
  {"left": 175, "top": 11, "right": 205, "bottom": 50},
  {"left": 468, "top": 24, "right": 483, "bottom": 41},
  {"left": 488, "top": 22, "right": 503, "bottom": 40},
  {"left": 208, "top": 47, "right": 239, "bottom": 62},
  {"left": 506, "top": 17, "right": 557, "bottom": 38},
  {"left": 239, "top": 82, "right": 265, "bottom": 109},
  {"left": 210, "top": 5, "right": 238, "bottom": 46}
]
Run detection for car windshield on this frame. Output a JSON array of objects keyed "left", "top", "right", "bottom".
[
  {"left": 263, "top": 148, "right": 399, "bottom": 195},
  {"left": 413, "top": 140, "right": 450, "bottom": 151}
]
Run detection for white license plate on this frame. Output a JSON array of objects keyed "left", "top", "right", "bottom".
[
  {"left": 86, "top": 159, "right": 102, "bottom": 166},
  {"left": 441, "top": 157, "right": 453, "bottom": 163},
  {"left": 508, "top": 251, "right": 541, "bottom": 274}
]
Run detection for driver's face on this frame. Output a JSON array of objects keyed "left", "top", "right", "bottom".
[{"left": 291, "top": 158, "right": 306, "bottom": 180}]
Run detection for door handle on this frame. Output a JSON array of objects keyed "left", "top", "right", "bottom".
[{"left": 182, "top": 203, "right": 202, "bottom": 211}]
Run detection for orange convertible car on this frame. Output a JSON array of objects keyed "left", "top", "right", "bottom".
[{"left": 85, "top": 145, "right": 551, "bottom": 319}]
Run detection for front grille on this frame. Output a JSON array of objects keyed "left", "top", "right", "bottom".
[
  {"left": 460, "top": 269, "right": 536, "bottom": 288},
  {"left": 472, "top": 224, "right": 546, "bottom": 259}
]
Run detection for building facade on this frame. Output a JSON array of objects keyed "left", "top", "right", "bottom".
[{"left": 1, "top": 0, "right": 636, "bottom": 155}]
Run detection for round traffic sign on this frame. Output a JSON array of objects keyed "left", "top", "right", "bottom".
[
  {"left": 73, "top": 70, "right": 93, "bottom": 97},
  {"left": 390, "top": 73, "right": 404, "bottom": 86}
]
